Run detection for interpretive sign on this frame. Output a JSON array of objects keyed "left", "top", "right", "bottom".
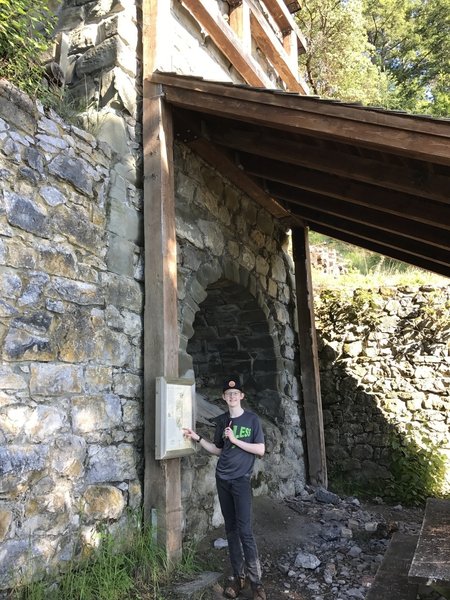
[{"left": 155, "top": 377, "right": 196, "bottom": 459}]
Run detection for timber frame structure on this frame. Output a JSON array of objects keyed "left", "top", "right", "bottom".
[{"left": 142, "top": 0, "right": 450, "bottom": 559}]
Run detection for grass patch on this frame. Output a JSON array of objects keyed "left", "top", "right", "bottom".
[{"left": 10, "top": 514, "right": 202, "bottom": 600}]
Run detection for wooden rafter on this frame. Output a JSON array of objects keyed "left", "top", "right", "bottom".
[
  {"left": 152, "top": 73, "right": 450, "bottom": 164},
  {"left": 288, "top": 205, "right": 450, "bottom": 268},
  {"left": 178, "top": 0, "right": 306, "bottom": 92},
  {"left": 247, "top": 0, "right": 308, "bottom": 92},
  {"left": 198, "top": 123, "right": 449, "bottom": 203},
  {"left": 271, "top": 187, "right": 450, "bottom": 250},
  {"left": 237, "top": 154, "right": 450, "bottom": 229},
  {"left": 308, "top": 222, "right": 450, "bottom": 278}
]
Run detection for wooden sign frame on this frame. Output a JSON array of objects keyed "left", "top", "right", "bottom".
[{"left": 155, "top": 377, "right": 196, "bottom": 459}]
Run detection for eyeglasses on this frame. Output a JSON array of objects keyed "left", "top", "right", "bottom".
[{"left": 224, "top": 391, "right": 241, "bottom": 397}]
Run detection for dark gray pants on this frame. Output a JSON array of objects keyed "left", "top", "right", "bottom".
[{"left": 216, "top": 475, "right": 262, "bottom": 588}]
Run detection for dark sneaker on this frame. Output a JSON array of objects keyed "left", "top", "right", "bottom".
[
  {"left": 224, "top": 575, "right": 245, "bottom": 598},
  {"left": 252, "top": 584, "right": 266, "bottom": 600}
]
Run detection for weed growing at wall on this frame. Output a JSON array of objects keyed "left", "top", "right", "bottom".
[
  {"left": 11, "top": 513, "right": 201, "bottom": 600},
  {"left": 0, "top": 0, "right": 55, "bottom": 97}
]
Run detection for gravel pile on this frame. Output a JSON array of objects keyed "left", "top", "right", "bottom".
[{"left": 263, "top": 487, "right": 443, "bottom": 600}]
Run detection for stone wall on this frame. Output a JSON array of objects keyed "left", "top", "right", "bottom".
[
  {"left": 316, "top": 285, "right": 450, "bottom": 497},
  {"left": 0, "top": 81, "right": 144, "bottom": 590}
]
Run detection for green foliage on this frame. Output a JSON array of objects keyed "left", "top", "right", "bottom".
[
  {"left": 309, "top": 234, "right": 449, "bottom": 288},
  {"left": 0, "top": 0, "right": 55, "bottom": 97},
  {"left": 329, "top": 433, "right": 449, "bottom": 507},
  {"left": 296, "top": 0, "right": 449, "bottom": 115},
  {"left": 364, "top": 0, "right": 450, "bottom": 115},
  {"left": 11, "top": 512, "right": 201, "bottom": 600},
  {"left": 384, "top": 431, "right": 449, "bottom": 506},
  {"left": 297, "top": 0, "right": 392, "bottom": 105}
]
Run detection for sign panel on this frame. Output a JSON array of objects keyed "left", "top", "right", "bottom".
[{"left": 155, "top": 377, "right": 196, "bottom": 459}]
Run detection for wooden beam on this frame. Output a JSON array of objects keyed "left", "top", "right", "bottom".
[
  {"left": 270, "top": 186, "right": 450, "bottom": 250},
  {"left": 283, "top": 28, "right": 299, "bottom": 72},
  {"left": 247, "top": 0, "right": 308, "bottom": 92},
  {"left": 204, "top": 125, "right": 450, "bottom": 203},
  {"left": 143, "top": 0, "right": 182, "bottom": 561},
  {"left": 292, "top": 226, "right": 327, "bottom": 487},
  {"left": 238, "top": 154, "right": 450, "bottom": 230},
  {"left": 288, "top": 204, "right": 450, "bottom": 268},
  {"left": 229, "top": 1, "right": 252, "bottom": 53},
  {"left": 152, "top": 73, "right": 450, "bottom": 165},
  {"left": 180, "top": 0, "right": 272, "bottom": 87},
  {"left": 306, "top": 222, "right": 450, "bottom": 279},
  {"left": 182, "top": 136, "right": 290, "bottom": 219},
  {"left": 260, "top": 0, "right": 307, "bottom": 51}
]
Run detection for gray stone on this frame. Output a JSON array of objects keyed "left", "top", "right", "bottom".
[
  {"left": 29, "top": 363, "right": 83, "bottom": 395},
  {"left": 72, "top": 393, "right": 122, "bottom": 433},
  {"left": 108, "top": 197, "right": 142, "bottom": 243},
  {"left": 86, "top": 444, "right": 137, "bottom": 483},
  {"left": 4, "top": 327, "right": 53, "bottom": 360},
  {"left": 48, "top": 155, "right": 94, "bottom": 196},
  {"left": 106, "top": 233, "right": 136, "bottom": 276},
  {"left": 39, "top": 186, "right": 66, "bottom": 206},
  {"left": 294, "top": 551, "right": 321, "bottom": 570},
  {"left": 4, "top": 191, "right": 49, "bottom": 237},
  {"left": 51, "top": 277, "right": 103, "bottom": 305},
  {"left": 315, "top": 488, "right": 341, "bottom": 505}
]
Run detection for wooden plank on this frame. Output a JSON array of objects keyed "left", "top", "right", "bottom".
[
  {"left": 180, "top": 0, "right": 272, "bottom": 87},
  {"left": 239, "top": 154, "right": 450, "bottom": 229},
  {"left": 142, "top": 0, "right": 182, "bottom": 561},
  {"left": 247, "top": 0, "right": 308, "bottom": 92},
  {"left": 304, "top": 221, "right": 450, "bottom": 278},
  {"left": 154, "top": 83, "right": 450, "bottom": 165},
  {"left": 229, "top": 2, "right": 252, "bottom": 54},
  {"left": 283, "top": 28, "right": 299, "bottom": 72},
  {"left": 204, "top": 124, "right": 450, "bottom": 203},
  {"left": 288, "top": 203, "right": 450, "bottom": 268},
  {"left": 409, "top": 498, "right": 450, "bottom": 587},
  {"left": 143, "top": 79, "right": 183, "bottom": 560},
  {"left": 259, "top": 0, "right": 308, "bottom": 51},
  {"left": 271, "top": 187, "right": 450, "bottom": 250},
  {"left": 366, "top": 533, "right": 419, "bottom": 600},
  {"left": 292, "top": 226, "right": 327, "bottom": 487},
  {"left": 151, "top": 73, "right": 450, "bottom": 164}
]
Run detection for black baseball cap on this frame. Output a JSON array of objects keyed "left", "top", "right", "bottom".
[{"left": 223, "top": 376, "right": 243, "bottom": 393}]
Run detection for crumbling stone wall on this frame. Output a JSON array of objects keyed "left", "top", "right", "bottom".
[
  {"left": 316, "top": 285, "right": 450, "bottom": 495},
  {"left": 0, "top": 81, "right": 144, "bottom": 590}
]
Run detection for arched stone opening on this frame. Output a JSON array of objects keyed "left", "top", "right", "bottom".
[{"left": 187, "top": 277, "right": 282, "bottom": 421}]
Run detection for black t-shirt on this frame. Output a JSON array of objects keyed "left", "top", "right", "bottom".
[{"left": 213, "top": 410, "right": 264, "bottom": 480}]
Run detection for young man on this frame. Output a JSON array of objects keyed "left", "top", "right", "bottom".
[{"left": 183, "top": 376, "right": 266, "bottom": 600}]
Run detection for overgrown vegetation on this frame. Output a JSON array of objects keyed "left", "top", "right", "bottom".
[
  {"left": 0, "top": 0, "right": 56, "bottom": 97},
  {"left": 11, "top": 514, "right": 201, "bottom": 600},
  {"left": 329, "top": 433, "right": 449, "bottom": 507},
  {"left": 385, "top": 431, "right": 449, "bottom": 505}
]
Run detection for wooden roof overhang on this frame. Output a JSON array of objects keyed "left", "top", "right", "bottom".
[{"left": 152, "top": 72, "right": 450, "bottom": 278}]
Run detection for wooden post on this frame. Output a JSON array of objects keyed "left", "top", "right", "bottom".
[
  {"left": 229, "top": 1, "right": 252, "bottom": 53},
  {"left": 283, "top": 29, "right": 298, "bottom": 75},
  {"left": 142, "top": 0, "right": 183, "bottom": 561},
  {"left": 292, "top": 225, "right": 328, "bottom": 487}
]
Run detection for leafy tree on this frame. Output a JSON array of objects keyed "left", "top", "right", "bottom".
[
  {"left": 296, "top": 0, "right": 392, "bottom": 106},
  {"left": 0, "top": 0, "right": 55, "bottom": 96},
  {"left": 296, "top": 0, "right": 449, "bottom": 115},
  {"left": 364, "top": 0, "right": 450, "bottom": 115}
]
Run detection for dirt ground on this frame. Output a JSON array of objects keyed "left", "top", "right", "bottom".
[{"left": 162, "top": 495, "right": 426, "bottom": 600}]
